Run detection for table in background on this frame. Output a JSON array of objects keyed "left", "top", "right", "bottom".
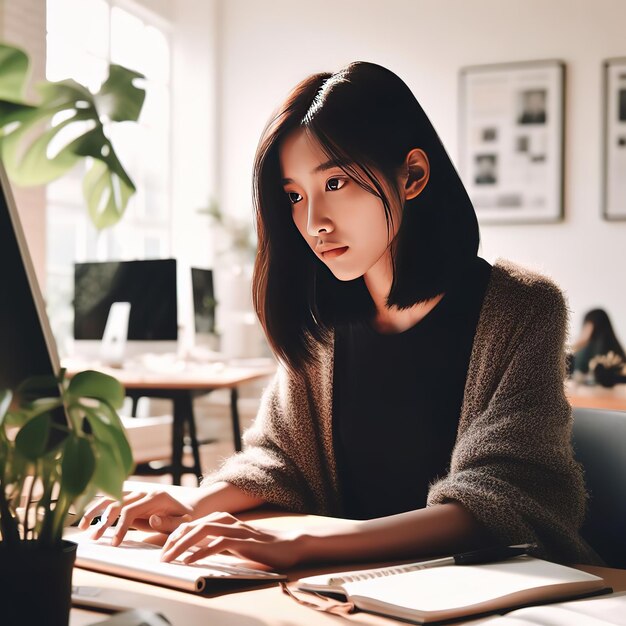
[
  {"left": 64, "top": 359, "right": 276, "bottom": 485},
  {"left": 69, "top": 483, "right": 626, "bottom": 626},
  {"left": 566, "top": 380, "right": 626, "bottom": 411}
]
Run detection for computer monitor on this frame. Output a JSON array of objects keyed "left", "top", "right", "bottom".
[
  {"left": 0, "top": 161, "right": 62, "bottom": 393},
  {"left": 191, "top": 267, "right": 216, "bottom": 335},
  {"left": 73, "top": 259, "right": 178, "bottom": 358}
]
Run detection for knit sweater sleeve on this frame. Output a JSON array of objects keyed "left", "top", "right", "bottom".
[
  {"left": 426, "top": 272, "right": 600, "bottom": 565},
  {"left": 199, "top": 349, "right": 338, "bottom": 515}
]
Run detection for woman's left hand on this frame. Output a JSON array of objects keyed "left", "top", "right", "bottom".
[{"left": 160, "top": 511, "right": 306, "bottom": 569}]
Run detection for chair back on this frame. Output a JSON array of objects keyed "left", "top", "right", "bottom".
[{"left": 572, "top": 406, "right": 626, "bottom": 568}]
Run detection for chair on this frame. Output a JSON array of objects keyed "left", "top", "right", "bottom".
[{"left": 572, "top": 407, "right": 626, "bottom": 568}]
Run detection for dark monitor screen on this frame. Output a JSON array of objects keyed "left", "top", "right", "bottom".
[
  {"left": 191, "top": 267, "right": 215, "bottom": 334},
  {"left": 73, "top": 259, "right": 178, "bottom": 341},
  {"left": 0, "top": 163, "right": 60, "bottom": 391}
]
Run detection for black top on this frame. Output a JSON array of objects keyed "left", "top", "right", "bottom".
[{"left": 332, "top": 256, "right": 493, "bottom": 519}]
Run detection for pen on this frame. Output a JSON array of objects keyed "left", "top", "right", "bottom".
[{"left": 415, "top": 543, "right": 537, "bottom": 570}]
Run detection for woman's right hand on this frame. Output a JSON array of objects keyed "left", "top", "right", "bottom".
[{"left": 78, "top": 490, "right": 195, "bottom": 547}]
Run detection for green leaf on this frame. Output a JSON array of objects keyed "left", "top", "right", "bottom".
[
  {"left": 0, "top": 45, "right": 145, "bottom": 230},
  {"left": 84, "top": 404, "right": 134, "bottom": 476},
  {"left": 67, "top": 370, "right": 125, "bottom": 409},
  {"left": 16, "top": 374, "right": 60, "bottom": 403},
  {"left": 91, "top": 440, "right": 126, "bottom": 499},
  {"left": 0, "top": 43, "right": 29, "bottom": 102},
  {"left": 82, "top": 157, "right": 135, "bottom": 229},
  {"left": 14, "top": 413, "right": 51, "bottom": 461},
  {"left": 61, "top": 436, "right": 95, "bottom": 496},
  {"left": 94, "top": 64, "right": 145, "bottom": 123}
]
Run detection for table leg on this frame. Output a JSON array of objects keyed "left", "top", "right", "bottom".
[
  {"left": 171, "top": 394, "right": 186, "bottom": 485},
  {"left": 230, "top": 387, "right": 242, "bottom": 452}
]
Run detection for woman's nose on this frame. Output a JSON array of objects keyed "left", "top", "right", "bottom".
[{"left": 306, "top": 199, "right": 334, "bottom": 237}]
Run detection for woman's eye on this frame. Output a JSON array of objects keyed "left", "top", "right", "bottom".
[
  {"left": 287, "top": 192, "right": 302, "bottom": 205},
  {"left": 326, "top": 177, "right": 346, "bottom": 191}
]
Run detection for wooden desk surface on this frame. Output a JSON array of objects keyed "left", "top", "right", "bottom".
[
  {"left": 63, "top": 357, "right": 276, "bottom": 390},
  {"left": 566, "top": 380, "right": 626, "bottom": 412},
  {"left": 70, "top": 482, "right": 626, "bottom": 626}
]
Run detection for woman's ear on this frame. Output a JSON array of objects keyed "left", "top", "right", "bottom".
[{"left": 401, "top": 148, "right": 430, "bottom": 200}]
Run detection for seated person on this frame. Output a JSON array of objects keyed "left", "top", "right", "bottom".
[
  {"left": 571, "top": 308, "right": 625, "bottom": 376},
  {"left": 80, "top": 61, "right": 601, "bottom": 570}
]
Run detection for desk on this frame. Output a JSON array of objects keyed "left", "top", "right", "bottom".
[
  {"left": 566, "top": 380, "right": 626, "bottom": 411},
  {"left": 63, "top": 359, "right": 276, "bottom": 485},
  {"left": 68, "top": 482, "right": 626, "bottom": 626},
  {"left": 69, "top": 538, "right": 626, "bottom": 625}
]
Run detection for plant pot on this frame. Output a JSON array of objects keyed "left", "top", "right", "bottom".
[{"left": 0, "top": 539, "right": 77, "bottom": 626}]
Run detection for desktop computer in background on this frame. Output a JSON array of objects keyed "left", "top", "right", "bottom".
[
  {"left": 73, "top": 258, "right": 178, "bottom": 361},
  {"left": 191, "top": 267, "right": 216, "bottom": 335}
]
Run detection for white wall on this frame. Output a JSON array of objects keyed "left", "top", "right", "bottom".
[
  {"left": 170, "top": 0, "right": 220, "bottom": 343},
  {"left": 216, "top": 0, "right": 626, "bottom": 345}
]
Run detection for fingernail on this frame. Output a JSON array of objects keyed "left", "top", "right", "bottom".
[{"left": 151, "top": 515, "right": 161, "bottom": 526}]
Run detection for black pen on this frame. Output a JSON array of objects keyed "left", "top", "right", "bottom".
[{"left": 413, "top": 543, "right": 537, "bottom": 570}]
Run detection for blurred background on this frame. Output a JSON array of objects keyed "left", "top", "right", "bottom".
[{"left": 3, "top": 0, "right": 625, "bottom": 354}]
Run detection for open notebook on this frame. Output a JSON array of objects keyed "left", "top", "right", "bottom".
[
  {"left": 69, "top": 528, "right": 285, "bottom": 593},
  {"left": 296, "top": 555, "right": 611, "bottom": 624}
]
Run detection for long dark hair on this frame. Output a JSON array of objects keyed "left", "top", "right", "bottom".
[
  {"left": 583, "top": 308, "right": 626, "bottom": 359},
  {"left": 252, "top": 61, "right": 480, "bottom": 373}
]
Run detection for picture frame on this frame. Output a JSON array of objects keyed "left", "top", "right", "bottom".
[
  {"left": 602, "top": 57, "right": 626, "bottom": 221},
  {"left": 459, "top": 59, "right": 565, "bottom": 224}
]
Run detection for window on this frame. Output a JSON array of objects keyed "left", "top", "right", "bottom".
[{"left": 45, "top": 0, "right": 172, "bottom": 356}]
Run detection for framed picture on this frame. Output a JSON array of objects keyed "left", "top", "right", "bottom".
[
  {"left": 603, "top": 58, "right": 626, "bottom": 220},
  {"left": 459, "top": 60, "right": 565, "bottom": 224}
]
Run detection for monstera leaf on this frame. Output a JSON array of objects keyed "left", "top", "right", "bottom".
[{"left": 0, "top": 43, "right": 145, "bottom": 229}]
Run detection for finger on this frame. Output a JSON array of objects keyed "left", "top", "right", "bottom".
[
  {"left": 149, "top": 513, "right": 192, "bottom": 533},
  {"left": 79, "top": 498, "right": 115, "bottom": 529},
  {"left": 161, "top": 523, "right": 223, "bottom": 562},
  {"left": 111, "top": 493, "right": 176, "bottom": 546},
  {"left": 79, "top": 492, "right": 146, "bottom": 530},
  {"left": 89, "top": 501, "right": 123, "bottom": 540},
  {"left": 183, "top": 537, "right": 226, "bottom": 563},
  {"left": 183, "top": 537, "right": 261, "bottom": 565},
  {"left": 161, "top": 523, "right": 264, "bottom": 562}
]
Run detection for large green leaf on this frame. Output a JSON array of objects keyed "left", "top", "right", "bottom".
[
  {"left": 16, "top": 374, "right": 60, "bottom": 403},
  {"left": 0, "top": 44, "right": 28, "bottom": 102},
  {"left": 84, "top": 404, "right": 134, "bottom": 476},
  {"left": 0, "top": 43, "right": 145, "bottom": 230},
  {"left": 61, "top": 436, "right": 95, "bottom": 497},
  {"left": 94, "top": 64, "right": 145, "bottom": 123},
  {"left": 14, "top": 413, "right": 51, "bottom": 461},
  {"left": 82, "top": 155, "right": 135, "bottom": 229},
  {"left": 91, "top": 439, "right": 126, "bottom": 499},
  {"left": 67, "top": 370, "right": 125, "bottom": 409}
]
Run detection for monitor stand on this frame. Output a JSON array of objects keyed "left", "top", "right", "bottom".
[{"left": 100, "top": 302, "right": 131, "bottom": 367}]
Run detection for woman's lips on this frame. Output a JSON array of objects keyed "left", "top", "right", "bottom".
[{"left": 322, "top": 246, "right": 349, "bottom": 259}]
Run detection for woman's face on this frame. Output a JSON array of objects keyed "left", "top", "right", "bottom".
[{"left": 279, "top": 128, "right": 400, "bottom": 282}]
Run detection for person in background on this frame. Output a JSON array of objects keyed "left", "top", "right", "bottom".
[{"left": 571, "top": 308, "right": 626, "bottom": 376}]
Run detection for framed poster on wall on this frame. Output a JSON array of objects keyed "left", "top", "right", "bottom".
[
  {"left": 459, "top": 59, "right": 565, "bottom": 224},
  {"left": 603, "top": 58, "right": 626, "bottom": 220}
]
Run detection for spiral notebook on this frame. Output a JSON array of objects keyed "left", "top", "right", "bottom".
[{"left": 295, "top": 555, "right": 611, "bottom": 624}]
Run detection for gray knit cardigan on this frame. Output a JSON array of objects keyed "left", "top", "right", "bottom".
[{"left": 203, "top": 259, "right": 602, "bottom": 565}]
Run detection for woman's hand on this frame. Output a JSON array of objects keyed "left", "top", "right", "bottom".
[
  {"left": 160, "top": 511, "right": 306, "bottom": 570},
  {"left": 78, "top": 490, "right": 195, "bottom": 546}
]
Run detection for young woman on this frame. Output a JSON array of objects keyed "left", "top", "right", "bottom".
[
  {"left": 80, "top": 61, "right": 600, "bottom": 568},
  {"left": 571, "top": 308, "right": 626, "bottom": 375}
]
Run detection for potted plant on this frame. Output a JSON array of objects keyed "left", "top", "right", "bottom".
[{"left": 0, "top": 368, "right": 134, "bottom": 626}]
